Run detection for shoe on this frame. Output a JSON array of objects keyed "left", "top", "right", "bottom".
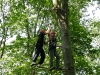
[
  {"left": 31, "top": 62, "right": 36, "bottom": 66},
  {"left": 55, "top": 67, "right": 60, "bottom": 70},
  {"left": 37, "top": 64, "right": 41, "bottom": 67},
  {"left": 49, "top": 67, "right": 55, "bottom": 71}
]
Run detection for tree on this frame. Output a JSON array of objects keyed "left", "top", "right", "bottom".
[
  {"left": 1, "top": 0, "right": 100, "bottom": 75},
  {"left": 52, "top": 0, "right": 75, "bottom": 75}
]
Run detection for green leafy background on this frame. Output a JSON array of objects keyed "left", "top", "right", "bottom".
[{"left": 0, "top": 0, "right": 100, "bottom": 75}]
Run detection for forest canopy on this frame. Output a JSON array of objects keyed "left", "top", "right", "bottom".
[{"left": 0, "top": 0, "right": 100, "bottom": 75}]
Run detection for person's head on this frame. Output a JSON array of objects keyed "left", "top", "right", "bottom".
[
  {"left": 50, "top": 30, "right": 55, "bottom": 37},
  {"left": 40, "top": 30, "right": 46, "bottom": 35}
]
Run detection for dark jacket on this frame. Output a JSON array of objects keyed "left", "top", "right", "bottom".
[
  {"left": 36, "top": 32, "right": 45, "bottom": 48},
  {"left": 49, "top": 37, "right": 56, "bottom": 50}
]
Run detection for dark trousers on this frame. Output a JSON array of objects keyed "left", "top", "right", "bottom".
[
  {"left": 49, "top": 49, "right": 60, "bottom": 68},
  {"left": 32, "top": 47, "right": 45, "bottom": 64}
]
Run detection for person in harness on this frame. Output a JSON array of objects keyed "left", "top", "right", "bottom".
[
  {"left": 31, "top": 27, "right": 51, "bottom": 67},
  {"left": 48, "top": 30, "right": 60, "bottom": 71}
]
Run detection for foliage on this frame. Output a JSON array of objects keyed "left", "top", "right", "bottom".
[{"left": 0, "top": 0, "right": 100, "bottom": 75}]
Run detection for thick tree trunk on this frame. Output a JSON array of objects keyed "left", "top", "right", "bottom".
[{"left": 53, "top": 0, "right": 75, "bottom": 75}]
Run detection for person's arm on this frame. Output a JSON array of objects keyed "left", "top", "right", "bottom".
[
  {"left": 46, "top": 26, "right": 51, "bottom": 34},
  {"left": 45, "top": 26, "right": 51, "bottom": 44}
]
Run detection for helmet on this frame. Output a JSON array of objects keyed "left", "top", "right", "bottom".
[
  {"left": 40, "top": 30, "right": 45, "bottom": 33},
  {"left": 50, "top": 30, "right": 55, "bottom": 34}
]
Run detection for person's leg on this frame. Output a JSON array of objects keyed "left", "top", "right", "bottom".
[
  {"left": 49, "top": 49, "right": 54, "bottom": 68},
  {"left": 49, "top": 49, "right": 56, "bottom": 71},
  {"left": 32, "top": 48, "right": 40, "bottom": 62},
  {"left": 38, "top": 48, "right": 45, "bottom": 65},
  {"left": 54, "top": 51, "right": 60, "bottom": 68},
  {"left": 31, "top": 48, "right": 40, "bottom": 66}
]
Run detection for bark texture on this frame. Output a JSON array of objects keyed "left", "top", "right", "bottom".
[{"left": 52, "top": 0, "right": 75, "bottom": 75}]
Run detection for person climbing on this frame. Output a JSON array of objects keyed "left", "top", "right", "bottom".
[
  {"left": 31, "top": 27, "right": 51, "bottom": 67},
  {"left": 48, "top": 30, "right": 60, "bottom": 71}
]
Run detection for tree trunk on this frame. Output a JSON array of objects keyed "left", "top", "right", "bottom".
[{"left": 53, "top": 0, "right": 75, "bottom": 75}]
